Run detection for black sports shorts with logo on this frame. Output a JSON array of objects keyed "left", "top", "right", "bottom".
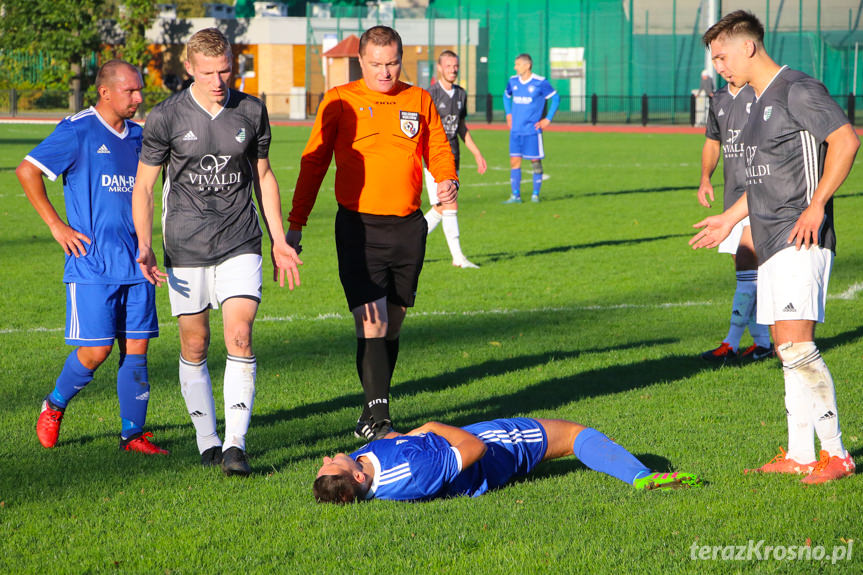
[{"left": 335, "top": 206, "right": 427, "bottom": 310}]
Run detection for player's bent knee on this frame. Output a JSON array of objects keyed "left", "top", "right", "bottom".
[
  {"left": 777, "top": 341, "right": 818, "bottom": 369},
  {"left": 78, "top": 345, "right": 113, "bottom": 368}
]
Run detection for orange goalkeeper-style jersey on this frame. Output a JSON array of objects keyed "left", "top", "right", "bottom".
[{"left": 288, "top": 79, "right": 457, "bottom": 229}]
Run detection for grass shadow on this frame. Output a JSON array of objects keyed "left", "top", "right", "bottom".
[
  {"left": 582, "top": 186, "right": 694, "bottom": 198},
  {"left": 479, "top": 233, "right": 689, "bottom": 263}
]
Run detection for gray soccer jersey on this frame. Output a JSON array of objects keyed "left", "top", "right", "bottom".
[
  {"left": 742, "top": 67, "right": 849, "bottom": 264},
  {"left": 705, "top": 83, "right": 754, "bottom": 209},
  {"left": 428, "top": 82, "right": 468, "bottom": 170},
  {"left": 141, "top": 89, "right": 270, "bottom": 267}
]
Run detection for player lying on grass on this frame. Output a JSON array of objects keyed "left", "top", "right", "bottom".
[{"left": 313, "top": 417, "right": 702, "bottom": 502}]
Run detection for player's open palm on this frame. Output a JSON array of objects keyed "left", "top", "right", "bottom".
[
  {"left": 690, "top": 214, "right": 734, "bottom": 250},
  {"left": 475, "top": 153, "right": 487, "bottom": 175},
  {"left": 49, "top": 221, "right": 91, "bottom": 257},
  {"left": 136, "top": 246, "right": 167, "bottom": 287},
  {"left": 272, "top": 243, "right": 303, "bottom": 290}
]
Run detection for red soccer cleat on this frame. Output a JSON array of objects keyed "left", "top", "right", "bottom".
[
  {"left": 119, "top": 431, "right": 169, "bottom": 455},
  {"left": 744, "top": 447, "right": 816, "bottom": 475},
  {"left": 801, "top": 450, "right": 856, "bottom": 485},
  {"left": 701, "top": 341, "right": 737, "bottom": 363},
  {"left": 36, "top": 398, "right": 65, "bottom": 448}
]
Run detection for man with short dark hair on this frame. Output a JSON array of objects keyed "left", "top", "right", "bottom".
[
  {"left": 691, "top": 10, "right": 859, "bottom": 484},
  {"left": 503, "top": 53, "right": 560, "bottom": 203},
  {"left": 132, "top": 28, "right": 302, "bottom": 476},
  {"left": 18, "top": 59, "right": 167, "bottom": 455},
  {"left": 288, "top": 25, "right": 457, "bottom": 441},
  {"left": 423, "top": 49, "right": 487, "bottom": 269},
  {"left": 313, "top": 417, "right": 702, "bottom": 503}
]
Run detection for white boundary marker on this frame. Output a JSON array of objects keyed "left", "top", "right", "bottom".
[{"left": 3, "top": 293, "right": 859, "bottom": 336}]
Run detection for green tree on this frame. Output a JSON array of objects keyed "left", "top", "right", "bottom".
[
  {"left": 114, "top": 0, "right": 159, "bottom": 71},
  {"left": 0, "top": 0, "right": 105, "bottom": 96}
]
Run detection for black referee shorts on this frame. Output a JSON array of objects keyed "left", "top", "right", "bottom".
[{"left": 335, "top": 206, "right": 427, "bottom": 310}]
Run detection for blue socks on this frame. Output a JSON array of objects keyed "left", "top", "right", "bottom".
[
  {"left": 533, "top": 172, "right": 543, "bottom": 195},
  {"left": 49, "top": 349, "right": 151, "bottom": 438},
  {"left": 50, "top": 350, "right": 95, "bottom": 408},
  {"left": 510, "top": 168, "right": 522, "bottom": 197},
  {"left": 572, "top": 428, "right": 651, "bottom": 485},
  {"left": 118, "top": 354, "right": 149, "bottom": 439}
]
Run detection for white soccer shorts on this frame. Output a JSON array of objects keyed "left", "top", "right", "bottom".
[
  {"left": 167, "top": 253, "right": 263, "bottom": 316},
  {"left": 756, "top": 244, "right": 832, "bottom": 325},
  {"left": 718, "top": 217, "right": 750, "bottom": 255}
]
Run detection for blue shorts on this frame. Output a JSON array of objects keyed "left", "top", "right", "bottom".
[
  {"left": 455, "top": 418, "right": 548, "bottom": 496},
  {"left": 509, "top": 132, "right": 545, "bottom": 160},
  {"left": 65, "top": 282, "right": 159, "bottom": 346}
]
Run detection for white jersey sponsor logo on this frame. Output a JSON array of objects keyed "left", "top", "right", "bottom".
[
  {"left": 97, "top": 144, "right": 111, "bottom": 154},
  {"left": 513, "top": 96, "right": 533, "bottom": 105},
  {"left": 723, "top": 129, "right": 744, "bottom": 158},
  {"left": 182, "top": 130, "right": 198, "bottom": 141},
  {"left": 101, "top": 174, "right": 136, "bottom": 193},
  {"left": 745, "top": 144, "right": 771, "bottom": 182},
  {"left": 189, "top": 154, "right": 241, "bottom": 188}
]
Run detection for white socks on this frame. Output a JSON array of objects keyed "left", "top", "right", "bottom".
[
  {"left": 425, "top": 208, "right": 468, "bottom": 263},
  {"left": 179, "top": 357, "right": 221, "bottom": 454},
  {"left": 223, "top": 355, "right": 256, "bottom": 452},
  {"left": 441, "top": 209, "right": 466, "bottom": 262},
  {"left": 179, "top": 355, "right": 257, "bottom": 454},
  {"left": 425, "top": 208, "right": 443, "bottom": 234},
  {"left": 780, "top": 341, "right": 845, "bottom": 461}
]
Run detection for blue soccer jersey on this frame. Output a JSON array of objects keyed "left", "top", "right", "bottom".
[
  {"left": 352, "top": 433, "right": 463, "bottom": 501},
  {"left": 351, "top": 418, "right": 548, "bottom": 501},
  {"left": 25, "top": 108, "right": 145, "bottom": 284},
  {"left": 504, "top": 74, "right": 558, "bottom": 135}
]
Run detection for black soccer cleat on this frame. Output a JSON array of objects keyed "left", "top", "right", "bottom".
[
  {"left": 221, "top": 447, "right": 251, "bottom": 477},
  {"left": 354, "top": 419, "right": 375, "bottom": 441},
  {"left": 700, "top": 341, "right": 737, "bottom": 363},
  {"left": 370, "top": 420, "right": 394, "bottom": 441},
  {"left": 201, "top": 445, "right": 223, "bottom": 467}
]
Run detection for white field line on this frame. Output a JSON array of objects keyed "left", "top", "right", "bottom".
[
  {"left": 3, "top": 291, "right": 859, "bottom": 336},
  {"left": 833, "top": 281, "right": 863, "bottom": 300},
  {"left": 0, "top": 300, "right": 715, "bottom": 335}
]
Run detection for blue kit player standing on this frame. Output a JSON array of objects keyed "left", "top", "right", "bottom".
[
  {"left": 503, "top": 53, "right": 560, "bottom": 203},
  {"left": 692, "top": 11, "right": 859, "bottom": 484},
  {"left": 17, "top": 60, "right": 167, "bottom": 455},
  {"left": 313, "top": 417, "right": 702, "bottom": 502}
]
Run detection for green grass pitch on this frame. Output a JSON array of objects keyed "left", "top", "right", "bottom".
[{"left": 0, "top": 123, "right": 861, "bottom": 573}]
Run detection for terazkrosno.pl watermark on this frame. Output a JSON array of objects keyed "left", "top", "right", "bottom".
[{"left": 690, "top": 540, "right": 853, "bottom": 564}]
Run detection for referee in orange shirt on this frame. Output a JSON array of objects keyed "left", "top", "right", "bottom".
[{"left": 288, "top": 26, "right": 458, "bottom": 441}]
